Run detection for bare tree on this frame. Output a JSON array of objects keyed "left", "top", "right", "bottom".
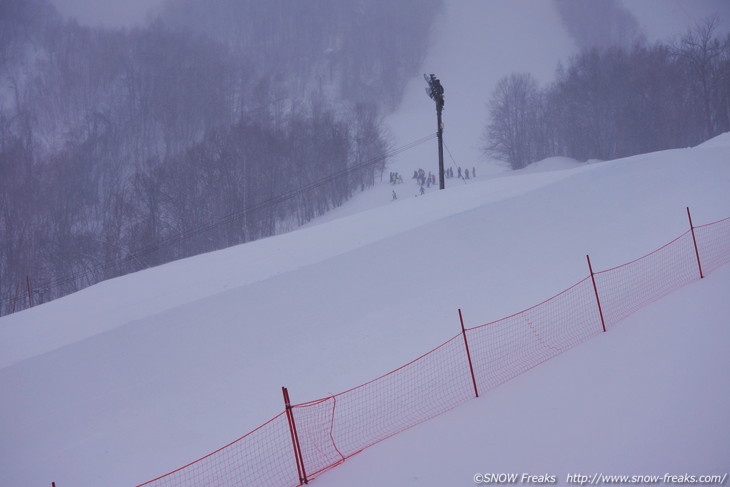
[
  {"left": 349, "top": 103, "right": 388, "bottom": 191},
  {"left": 483, "top": 73, "right": 543, "bottom": 170},
  {"left": 673, "top": 16, "right": 727, "bottom": 140},
  {"left": 0, "top": 0, "right": 429, "bottom": 315}
]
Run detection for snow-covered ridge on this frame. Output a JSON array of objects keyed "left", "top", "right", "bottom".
[
  {"left": 1, "top": 136, "right": 728, "bottom": 487},
  {"left": 0, "top": 146, "right": 596, "bottom": 369}
]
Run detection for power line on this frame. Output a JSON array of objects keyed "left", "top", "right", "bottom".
[
  {"left": 443, "top": 140, "right": 459, "bottom": 169},
  {"left": 2, "top": 132, "right": 438, "bottom": 314}
]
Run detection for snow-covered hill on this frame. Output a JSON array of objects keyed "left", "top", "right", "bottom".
[
  {"left": 314, "top": 263, "right": 730, "bottom": 487},
  {"left": 1, "top": 131, "right": 729, "bottom": 487}
]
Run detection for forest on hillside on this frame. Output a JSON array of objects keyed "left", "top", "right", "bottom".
[
  {"left": 0, "top": 0, "right": 440, "bottom": 315},
  {"left": 484, "top": 15, "right": 730, "bottom": 169}
]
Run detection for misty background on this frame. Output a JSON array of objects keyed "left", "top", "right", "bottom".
[{"left": 1, "top": 0, "right": 729, "bottom": 315}]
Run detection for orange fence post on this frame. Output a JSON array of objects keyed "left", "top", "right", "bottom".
[
  {"left": 587, "top": 255, "right": 607, "bottom": 332},
  {"left": 687, "top": 207, "right": 704, "bottom": 279},
  {"left": 458, "top": 309, "right": 479, "bottom": 398},
  {"left": 282, "top": 387, "right": 308, "bottom": 485}
]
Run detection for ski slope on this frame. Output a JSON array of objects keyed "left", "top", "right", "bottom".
[
  {"left": 383, "top": 0, "right": 573, "bottom": 178},
  {"left": 314, "top": 267, "right": 730, "bottom": 487},
  {"left": 1, "top": 132, "right": 729, "bottom": 487}
]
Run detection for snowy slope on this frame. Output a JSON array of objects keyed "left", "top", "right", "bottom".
[
  {"left": 1, "top": 132, "right": 729, "bottom": 487},
  {"left": 383, "top": 0, "right": 574, "bottom": 178},
  {"left": 314, "top": 264, "right": 730, "bottom": 487}
]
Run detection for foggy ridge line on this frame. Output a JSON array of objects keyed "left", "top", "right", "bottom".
[
  {"left": 1, "top": 132, "right": 438, "bottom": 312},
  {"left": 117, "top": 132, "right": 437, "bottom": 260}
]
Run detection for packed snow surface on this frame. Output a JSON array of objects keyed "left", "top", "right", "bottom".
[{"left": 1, "top": 133, "right": 729, "bottom": 487}]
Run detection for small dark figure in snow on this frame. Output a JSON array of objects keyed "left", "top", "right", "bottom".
[
  {"left": 420, "top": 185, "right": 425, "bottom": 196},
  {"left": 457, "top": 167, "right": 462, "bottom": 179},
  {"left": 392, "top": 190, "right": 397, "bottom": 200},
  {"left": 465, "top": 168, "right": 470, "bottom": 179},
  {"left": 472, "top": 167, "right": 476, "bottom": 178}
]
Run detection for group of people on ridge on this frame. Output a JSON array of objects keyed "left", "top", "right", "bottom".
[{"left": 391, "top": 166, "right": 477, "bottom": 200}]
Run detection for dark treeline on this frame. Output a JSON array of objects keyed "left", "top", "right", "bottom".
[
  {"left": 484, "top": 17, "right": 730, "bottom": 169},
  {"left": 0, "top": 0, "right": 440, "bottom": 314}
]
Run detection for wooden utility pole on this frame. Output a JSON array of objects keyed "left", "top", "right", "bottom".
[{"left": 425, "top": 74, "right": 445, "bottom": 190}]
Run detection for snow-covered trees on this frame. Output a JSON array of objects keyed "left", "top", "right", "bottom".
[
  {"left": 483, "top": 73, "right": 544, "bottom": 170},
  {"left": 673, "top": 16, "right": 730, "bottom": 142},
  {"left": 483, "top": 18, "right": 730, "bottom": 169},
  {"left": 0, "top": 0, "right": 439, "bottom": 315}
]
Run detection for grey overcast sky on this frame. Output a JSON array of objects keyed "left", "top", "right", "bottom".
[
  {"left": 49, "top": 0, "right": 165, "bottom": 27},
  {"left": 627, "top": 0, "right": 730, "bottom": 41},
  {"left": 46, "top": 0, "right": 729, "bottom": 174},
  {"left": 48, "top": 0, "right": 730, "bottom": 37}
]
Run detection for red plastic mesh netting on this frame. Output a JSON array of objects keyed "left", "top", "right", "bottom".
[
  {"left": 467, "top": 277, "right": 602, "bottom": 392},
  {"left": 694, "top": 217, "right": 730, "bottom": 275},
  {"left": 135, "top": 412, "right": 299, "bottom": 487},
  {"left": 133, "top": 214, "right": 729, "bottom": 487},
  {"left": 593, "top": 231, "right": 699, "bottom": 329},
  {"left": 291, "top": 333, "right": 475, "bottom": 479}
]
